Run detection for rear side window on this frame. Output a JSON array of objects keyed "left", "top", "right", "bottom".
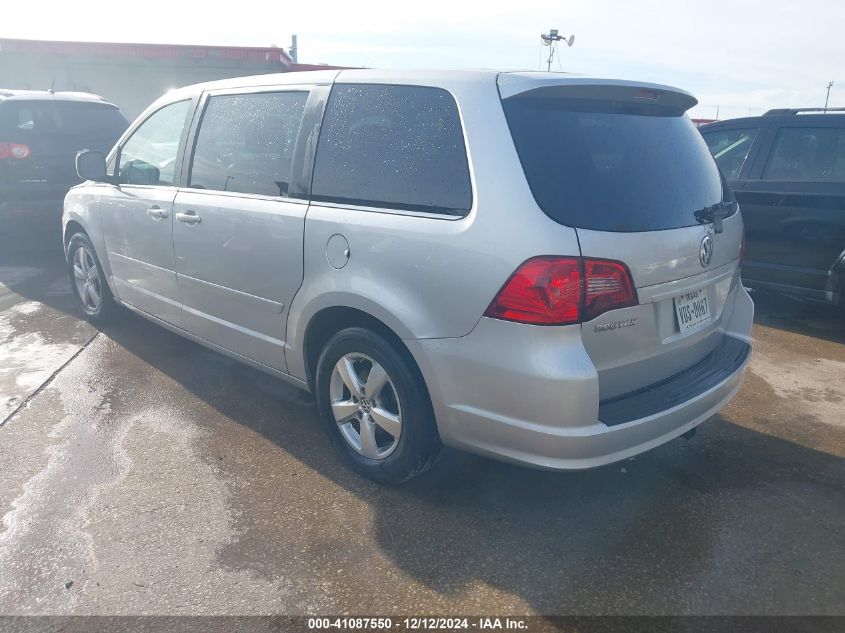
[
  {"left": 502, "top": 97, "right": 727, "bottom": 232},
  {"left": 311, "top": 84, "right": 472, "bottom": 215},
  {"left": 762, "top": 127, "right": 845, "bottom": 182},
  {"left": 702, "top": 127, "right": 759, "bottom": 179},
  {"left": 0, "top": 101, "right": 127, "bottom": 139},
  {"left": 189, "top": 91, "right": 308, "bottom": 197}
]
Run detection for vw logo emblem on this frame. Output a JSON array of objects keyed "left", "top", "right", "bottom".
[{"left": 699, "top": 234, "right": 714, "bottom": 267}]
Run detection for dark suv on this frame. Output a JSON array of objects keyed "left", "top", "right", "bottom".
[
  {"left": 701, "top": 109, "right": 845, "bottom": 309},
  {"left": 0, "top": 90, "right": 128, "bottom": 203}
]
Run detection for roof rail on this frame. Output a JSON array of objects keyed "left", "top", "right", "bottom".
[
  {"left": 764, "top": 107, "right": 845, "bottom": 115},
  {"left": 55, "top": 90, "right": 106, "bottom": 101}
]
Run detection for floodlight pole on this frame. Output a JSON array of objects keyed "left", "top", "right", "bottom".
[
  {"left": 541, "top": 30, "right": 559, "bottom": 71},
  {"left": 541, "top": 29, "right": 573, "bottom": 72}
]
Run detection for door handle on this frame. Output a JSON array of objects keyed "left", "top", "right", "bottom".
[
  {"left": 176, "top": 211, "right": 202, "bottom": 225},
  {"left": 146, "top": 206, "right": 169, "bottom": 219}
]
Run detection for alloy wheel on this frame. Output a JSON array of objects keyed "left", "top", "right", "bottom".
[
  {"left": 72, "top": 245, "right": 102, "bottom": 313},
  {"left": 329, "top": 353, "right": 402, "bottom": 459}
]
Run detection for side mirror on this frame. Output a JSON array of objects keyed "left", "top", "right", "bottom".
[
  {"left": 122, "top": 160, "right": 160, "bottom": 186},
  {"left": 76, "top": 150, "right": 107, "bottom": 181}
]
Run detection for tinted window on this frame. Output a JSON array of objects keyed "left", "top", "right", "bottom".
[
  {"left": 119, "top": 100, "right": 191, "bottom": 186},
  {"left": 189, "top": 91, "right": 308, "bottom": 197},
  {"left": 0, "top": 101, "right": 127, "bottom": 139},
  {"left": 502, "top": 97, "right": 728, "bottom": 232},
  {"left": 311, "top": 84, "right": 472, "bottom": 215},
  {"left": 763, "top": 127, "right": 845, "bottom": 182},
  {"left": 702, "top": 127, "right": 759, "bottom": 179}
]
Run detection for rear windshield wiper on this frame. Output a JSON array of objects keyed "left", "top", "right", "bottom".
[{"left": 694, "top": 201, "right": 735, "bottom": 233}]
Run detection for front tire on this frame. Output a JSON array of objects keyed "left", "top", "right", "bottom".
[
  {"left": 67, "top": 232, "right": 116, "bottom": 325},
  {"left": 315, "top": 327, "right": 441, "bottom": 484}
]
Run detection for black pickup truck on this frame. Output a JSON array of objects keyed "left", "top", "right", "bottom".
[{"left": 700, "top": 108, "right": 845, "bottom": 310}]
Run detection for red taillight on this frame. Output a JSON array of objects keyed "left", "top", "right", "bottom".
[
  {"left": 484, "top": 256, "right": 638, "bottom": 326},
  {"left": 484, "top": 257, "right": 582, "bottom": 325},
  {"left": 0, "top": 142, "right": 30, "bottom": 160}
]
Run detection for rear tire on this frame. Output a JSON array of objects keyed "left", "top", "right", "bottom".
[
  {"left": 315, "top": 327, "right": 441, "bottom": 484},
  {"left": 67, "top": 232, "right": 117, "bottom": 326}
]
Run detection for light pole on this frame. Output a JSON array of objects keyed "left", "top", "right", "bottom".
[
  {"left": 290, "top": 34, "right": 298, "bottom": 63},
  {"left": 825, "top": 81, "right": 833, "bottom": 112},
  {"left": 540, "top": 29, "right": 575, "bottom": 72}
]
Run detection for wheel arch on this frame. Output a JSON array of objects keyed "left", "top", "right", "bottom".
[
  {"left": 62, "top": 189, "right": 117, "bottom": 296},
  {"left": 299, "top": 304, "right": 423, "bottom": 393},
  {"left": 63, "top": 219, "right": 87, "bottom": 253},
  {"left": 62, "top": 191, "right": 98, "bottom": 252}
]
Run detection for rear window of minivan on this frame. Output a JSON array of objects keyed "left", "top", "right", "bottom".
[
  {"left": 502, "top": 96, "right": 728, "bottom": 232},
  {"left": 0, "top": 101, "right": 128, "bottom": 139}
]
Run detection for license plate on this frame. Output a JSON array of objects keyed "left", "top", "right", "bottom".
[{"left": 674, "top": 288, "right": 711, "bottom": 334}]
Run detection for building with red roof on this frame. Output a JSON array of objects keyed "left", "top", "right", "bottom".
[{"left": 0, "top": 38, "right": 346, "bottom": 119}]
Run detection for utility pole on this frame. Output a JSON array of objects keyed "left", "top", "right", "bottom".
[
  {"left": 825, "top": 81, "right": 833, "bottom": 112},
  {"left": 540, "top": 29, "right": 574, "bottom": 72}
]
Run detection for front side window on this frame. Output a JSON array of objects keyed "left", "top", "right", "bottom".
[
  {"left": 311, "top": 84, "right": 472, "bottom": 215},
  {"left": 188, "top": 91, "right": 308, "bottom": 197},
  {"left": 763, "top": 127, "right": 845, "bottom": 182},
  {"left": 119, "top": 100, "right": 191, "bottom": 186},
  {"left": 702, "top": 127, "right": 759, "bottom": 179}
]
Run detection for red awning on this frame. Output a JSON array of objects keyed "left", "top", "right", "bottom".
[{"left": 0, "top": 38, "right": 293, "bottom": 66}]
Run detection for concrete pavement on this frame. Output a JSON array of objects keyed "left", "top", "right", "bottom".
[{"left": 0, "top": 207, "right": 843, "bottom": 616}]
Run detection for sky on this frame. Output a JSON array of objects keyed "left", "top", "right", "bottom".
[{"left": 2, "top": 0, "right": 843, "bottom": 120}]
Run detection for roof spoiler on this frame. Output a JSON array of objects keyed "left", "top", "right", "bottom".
[{"left": 498, "top": 75, "right": 698, "bottom": 113}]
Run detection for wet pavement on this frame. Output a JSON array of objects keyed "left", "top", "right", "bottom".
[
  {"left": 0, "top": 202, "right": 96, "bottom": 421},
  {"left": 0, "top": 204, "right": 843, "bottom": 616}
]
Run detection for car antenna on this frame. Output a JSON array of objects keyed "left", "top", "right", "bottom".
[{"left": 48, "top": 75, "right": 55, "bottom": 94}]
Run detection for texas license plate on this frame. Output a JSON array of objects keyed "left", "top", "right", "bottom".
[{"left": 674, "top": 288, "right": 711, "bottom": 334}]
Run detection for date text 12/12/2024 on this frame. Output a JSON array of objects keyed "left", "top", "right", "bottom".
[{"left": 307, "top": 618, "right": 528, "bottom": 630}]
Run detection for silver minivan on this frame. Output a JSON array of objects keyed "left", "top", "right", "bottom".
[{"left": 65, "top": 70, "right": 754, "bottom": 483}]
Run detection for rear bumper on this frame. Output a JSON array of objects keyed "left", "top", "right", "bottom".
[
  {"left": 598, "top": 335, "right": 749, "bottom": 426},
  {"left": 408, "top": 284, "right": 754, "bottom": 470}
]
